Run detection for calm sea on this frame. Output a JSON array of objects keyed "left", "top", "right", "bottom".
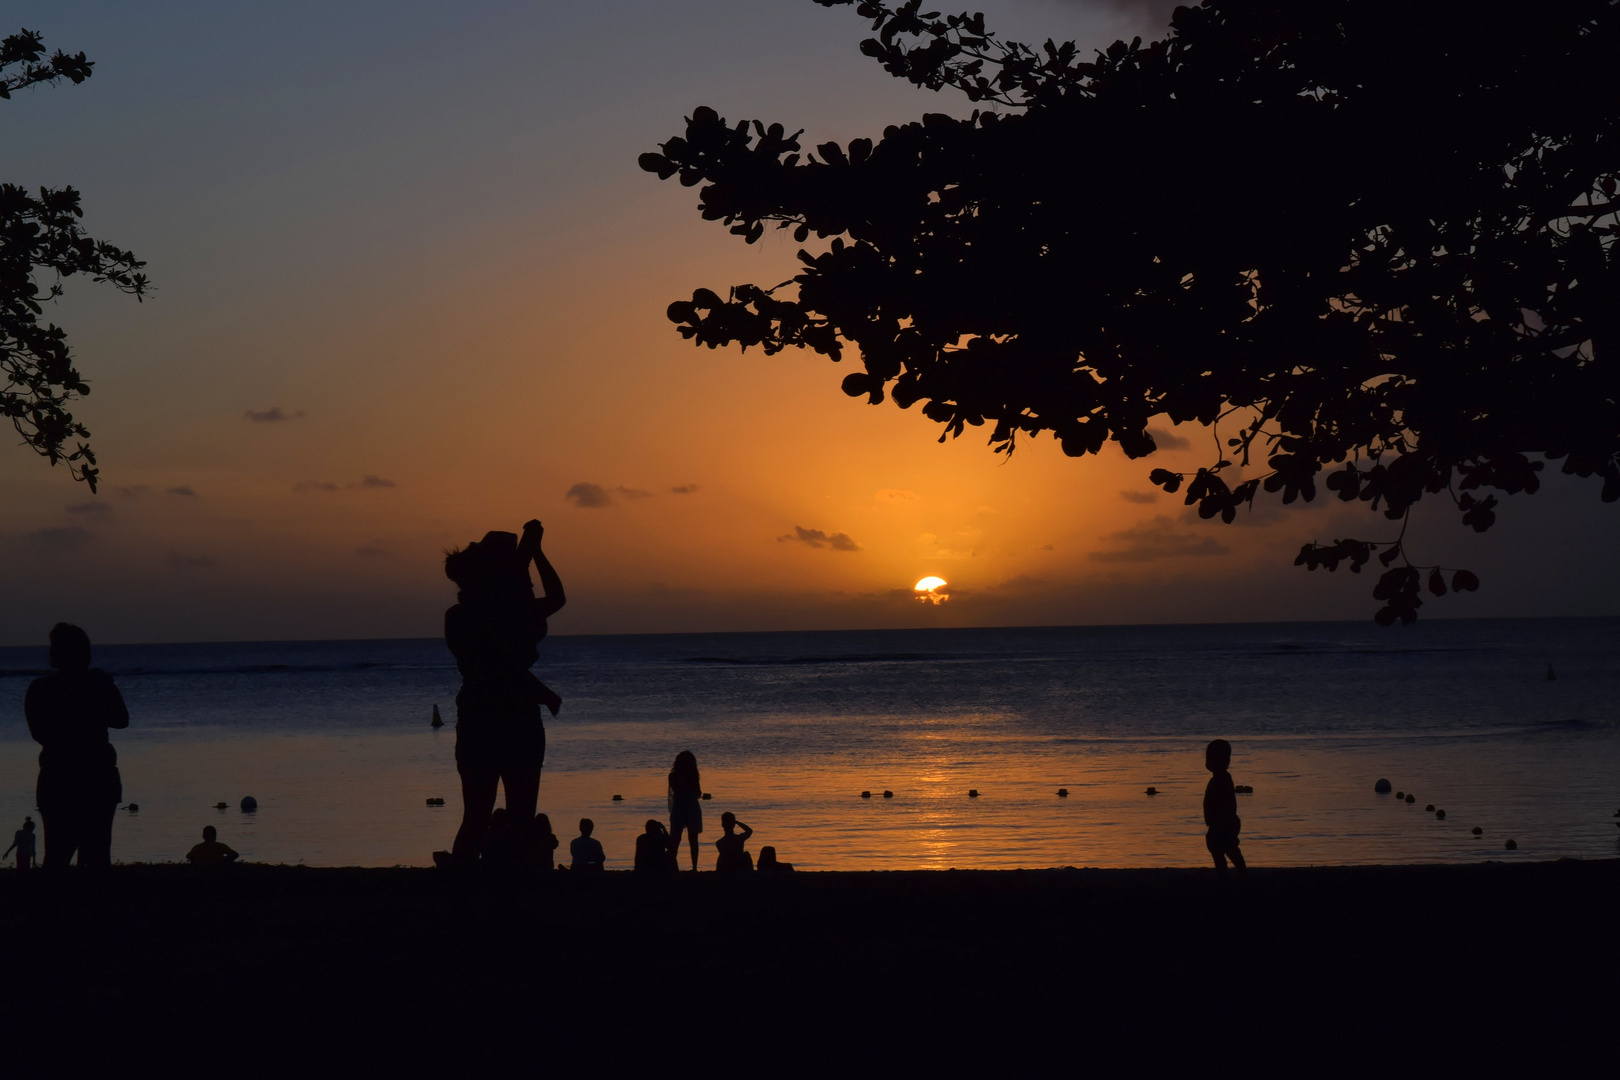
[{"left": 2, "top": 619, "right": 1617, "bottom": 870}]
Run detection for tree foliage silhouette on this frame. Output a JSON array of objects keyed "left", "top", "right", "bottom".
[
  {"left": 2, "top": 29, "right": 147, "bottom": 491},
  {"left": 641, "top": 0, "right": 1619, "bottom": 623}
]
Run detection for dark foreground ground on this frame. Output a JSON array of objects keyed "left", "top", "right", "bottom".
[{"left": 7, "top": 860, "right": 1616, "bottom": 1072}]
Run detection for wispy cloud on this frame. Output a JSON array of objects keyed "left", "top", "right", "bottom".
[
  {"left": 65, "top": 501, "right": 113, "bottom": 518},
  {"left": 351, "top": 475, "right": 396, "bottom": 489},
  {"left": 356, "top": 544, "right": 390, "bottom": 559},
  {"left": 15, "top": 526, "right": 96, "bottom": 551},
  {"left": 1120, "top": 489, "right": 1159, "bottom": 504},
  {"left": 1089, "top": 516, "right": 1228, "bottom": 563},
  {"left": 566, "top": 482, "right": 612, "bottom": 508},
  {"left": 165, "top": 551, "right": 219, "bottom": 569},
  {"left": 167, "top": 486, "right": 198, "bottom": 497},
  {"left": 876, "top": 488, "right": 918, "bottom": 503},
  {"left": 671, "top": 484, "right": 700, "bottom": 495},
  {"left": 615, "top": 486, "right": 653, "bottom": 500},
  {"left": 1147, "top": 425, "right": 1192, "bottom": 451},
  {"left": 295, "top": 481, "right": 339, "bottom": 493},
  {"left": 778, "top": 526, "right": 861, "bottom": 552},
  {"left": 243, "top": 406, "right": 303, "bottom": 422}
]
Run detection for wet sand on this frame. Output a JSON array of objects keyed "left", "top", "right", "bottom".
[{"left": 9, "top": 860, "right": 1616, "bottom": 1069}]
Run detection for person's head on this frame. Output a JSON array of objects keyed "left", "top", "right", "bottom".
[
  {"left": 644, "top": 819, "right": 665, "bottom": 837},
  {"left": 534, "top": 812, "right": 552, "bottom": 835},
  {"left": 48, "top": 622, "right": 92, "bottom": 672},
  {"left": 758, "top": 845, "right": 777, "bottom": 868},
  {"left": 1205, "top": 739, "right": 1232, "bottom": 773},
  {"left": 22, "top": 817, "right": 34, "bottom": 833},
  {"left": 578, "top": 818, "right": 594, "bottom": 836},
  {"left": 720, "top": 811, "right": 736, "bottom": 833},
  {"left": 445, "top": 531, "right": 527, "bottom": 591},
  {"left": 202, "top": 825, "right": 218, "bottom": 842},
  {"left": 670, "top": 750, "right": 699, "bottom": 784}
]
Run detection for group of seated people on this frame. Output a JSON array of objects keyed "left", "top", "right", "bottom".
[{"left": 486, "top": 807, "right": 794, "bottom": 872}]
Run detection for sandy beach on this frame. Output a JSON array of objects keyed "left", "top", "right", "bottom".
[{"left": 9, "top": 859, "right": 1615, "bottom": 1070}]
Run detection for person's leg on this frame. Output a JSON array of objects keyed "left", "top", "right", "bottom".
[
  {"left": 688, "top": 829, "right": 700, "bottom": 871},
  {"left": 78, "top": 801, "right": 116, "bottom": 868},
  {"left": 451, "top": 729, "right": 500, "bottom": 862},
  {"left": 1226, "top": 842, "right": 1246, "bottom": 873},
  {"left": 498, "top": 720, "right": 544, "bottom": 861},
  {"left": 1206, "top": 834, "right": 1228, "bottom": 876},
  {"left": 40, "top": 806, "right": 83, "bottom": 869}
]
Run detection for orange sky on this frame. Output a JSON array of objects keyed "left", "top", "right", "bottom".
[{"left": 3, "top": 1, "right": 1615, "bottom": 643}]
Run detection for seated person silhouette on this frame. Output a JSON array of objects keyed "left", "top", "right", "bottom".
[
  {"left": 569, "top": 818, "right": 605, "bottom": 871},
  {"left": 634, "top": 819, "right": 677, "bottom": 872},
  {"left": 535, "top": 812, "right": 560, "bottom": 870},
  {"left": 714, "top": 811, "right": 753, "bottom": 872},
  {"left": 756, "top": 845, "right": 794, "bottom": 872},
  {"left": 186, "top": 825, "right": 240, "bottom": 866}
]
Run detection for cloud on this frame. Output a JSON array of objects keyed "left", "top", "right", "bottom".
[
  {"left": 1120, "top": 489, "right": 1159, "bottom": 504},
  {"left": 65, "top": 501, "right": 113, "bottom": 519},
  {"left": 671, "top": 484, "right": 700, "bottom": 495},
  {"left": 1042, "top": 544, "right": 1055, "bottom": 551},
  {"left": 615, "top": 486, "right": 653, "bottom": 500},
  {"left": 1089, "top": 516, "right": 1229, "bottom": 563},
  {"left": 566, "top": 482, "right": 612, "bottom": 508},
  {"left": 243, "top": 406, "right": 303, "bottom": 422},
  {"left": 1147, "top": 425, "right": 1192, "bottom": 451},
  {"left": 167, "top": 486, "right": 198, "bottom": 497},
  {"left": 778, "top": 526, "right": 861, "bottom": 551},
  {"left": 16, "top": 526, "right": 96, "bottom": 551},
  {"left": 355, "top": 545, "right": 390, "bottom": 559},
  {"left": 351, "top": 475, "right": 396, "bottom": 489},
  {"left": 876, "top": 488, "right": 918, "bottom": 503},
  {"left": 295, "top": 481, "right": 340, "bottom": 493},
  {"left": 117, "top": 485, "right": 150, "bottom": 498},
  {"left": 165, "top": 551, "right": 219, "bottom": 569}
]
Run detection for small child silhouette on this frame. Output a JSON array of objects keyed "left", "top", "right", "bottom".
[
  {"left": 186, "top": 825, "right": 240, "bottom": 867},
  {"left": 1203, "top": 739, "right": 1246, "bottom": 877},
  {"left": 3, "top": 817, "right": 36, "bottom": 871},
  {"left": 569, "top": 818, "right": 605, "bottom": 871}
]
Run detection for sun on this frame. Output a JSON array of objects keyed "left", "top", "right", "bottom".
[{"left": 914, "top": 576, "right": 949, "bottom": 605}]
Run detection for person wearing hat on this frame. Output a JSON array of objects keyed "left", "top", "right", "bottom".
[{"left": 435, "top": 519, "right": 566, "bottom": 867}]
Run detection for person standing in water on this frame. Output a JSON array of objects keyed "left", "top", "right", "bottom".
[
  {"left": 24, "top": 623, "right": 128, "bottom": 869},
  {"left": 435, "top": 519, "right": 565, "bottom": 867},
  {"left": 667, "top": 751, "right": 703, "bottom": 870},
  {"left": 1202, "top": 738, "right": 1246, "bottom": 878}
]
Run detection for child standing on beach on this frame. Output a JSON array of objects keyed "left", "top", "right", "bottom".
[
  {"left": 3, "top": 817, "right": 36, "bottom": 870},
  {"left": 1203, "top": 739, "right": 1246, "bottom": 877}
]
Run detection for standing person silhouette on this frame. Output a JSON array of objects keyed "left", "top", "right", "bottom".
[
  {"left": 667, "top": 751, "right": 703, "bottom": 870},
  {"left": 1203, "top": 739, "right": 1247, "bottom": 878},
  {"left": 435, "top": 519, "right": 565, "bottom": 868},
  {"left": 23, "top": 623, "right": 128, "bottom": 869}
]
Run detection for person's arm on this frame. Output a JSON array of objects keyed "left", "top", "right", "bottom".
[
  {"left": 223, "top": 846, "right": 239, "bottom": 862},
  {"left": 101, "top": 674, "right": 130, "bottom": 730},
  {"left": 2, "top": 843, "right": 14, "bottom": 858},
  {"left": 23, "top": 679, "right": 49, "bottom": 746},
  {"left": 520, "top": 520, "right": 566, "bottom": 618},
  {"left": 737, "top": 822, "right": 753, "bottom": 842}
]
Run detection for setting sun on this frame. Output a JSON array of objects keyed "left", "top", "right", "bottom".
[{"left": 914, "top": 576, "right": 949, "bottom": 605}]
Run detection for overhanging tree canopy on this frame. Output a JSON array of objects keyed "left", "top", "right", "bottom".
[
  {"left": 641, "top": 0, "right": 1619, "bottom": 623},
  {"left": 2, "top": 29, "right": 147, "bottom": 492}
]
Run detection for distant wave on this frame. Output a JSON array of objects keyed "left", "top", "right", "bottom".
[
  {"left": 1, "top": 662, "right": 450, "bottom": 679},
  {"left": 681, "top": 653, "right": 953, "bottom": 667}
]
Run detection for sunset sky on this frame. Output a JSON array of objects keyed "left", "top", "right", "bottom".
[{"left": 4, "top": 0, "right": 1617, "bottom": 644}]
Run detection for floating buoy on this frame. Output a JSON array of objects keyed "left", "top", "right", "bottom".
[
  {"left": 425, "top": 797, "right": 445, "bottom": 806},
  {"left": 1374, "top": 778, "right": 1392, "bottom": 794},
  {"left": 968, "top": 789, "right": 980, "bottom": 798},
  {"left": 860, "top": 790, "right": 872, "bottom": 798},
  {"left": 126, "top": 803, "right": 139, "bottom": 813},
  {"left": 611, "top": 794, "right": 623, "bottom": 802},
  {"left": 1405, "top": 794, "right": 1415, "bottom": 804},
  {"left": 1435, "top": 809, "right": 1447, "bottom": 820},
  {"left": 1145, "top": 787, "right": 1159, "bottom": 796},
  {"left": 1395, "top": 791, "right": 1404, "bottom": 799},
  {"left": 1505, "top": 839, "right": 1517, "bottom": 850},
  {"left": 431, "top": 703, "right": 444, "bottom": 728},
  {"left": 214, "top": 802, "right": 228, "bottom": 810},
  {"left": 1235, "top": 785, "right": 1254, "bottom": 794},
  {"left": 882, "top": 790, "right": 893, "bottom": 799},
  {"left": 240, "top": 796, "right": 258, "bottom": 812},
  {"left": 1425, "top": 804, "right": 1435, "bottom": 812},
  {"left": 1472, "top": 826, "right": 1483, "bottom": 836},
  {"left": 700, "top": 792, "right": 712, "bottom": 801},
  {"left": 1056, "top": 788, "right": 1069, "bottom": 798}
]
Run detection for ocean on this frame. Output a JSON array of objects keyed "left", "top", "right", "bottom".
[{"left": 2, "top": 619, "right": 1617, "bottom": 870}]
